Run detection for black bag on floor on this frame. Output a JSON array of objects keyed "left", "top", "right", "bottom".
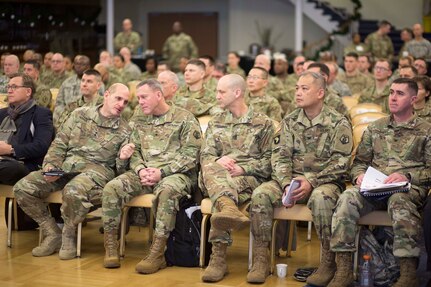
[{"left": 164, "top": 195, "right": 211, "bottom": 267}]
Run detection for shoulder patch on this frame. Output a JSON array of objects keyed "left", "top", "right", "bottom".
[{"left": 340, "top": 134, "right": 350, "bottom": 145}]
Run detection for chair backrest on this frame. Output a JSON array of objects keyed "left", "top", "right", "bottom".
[
  {"left": 350, "top": 103, "right": 382, "bottom": 118},
  {"left": 127, "top": 80, "right": 141, "bottom": 102},
  {"left": 352, "top": 112, "right": 387, "bottom": 127},
  {"left": 342, "top": 96, "right": 358, "bottom": 111},
  {"left": 353, "top": 123, "right": 369, "bottom": 151},
  {"left": 197, "top": 115, "right": 212, "bottom": 135},
  {"left": 49, "top": 88, "right": 59, "bottom": 112}
]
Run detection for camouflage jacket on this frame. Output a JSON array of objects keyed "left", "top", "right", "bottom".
[
  {"left": 41, "top": 70, "right": 69, "bottom": 89},
  {"left": 226, "top": 66, "right": 246, "bottom": 78},
  {"left": 201, "top": 106, "right": 275, "bottom": 180},
  {"left": 359, "top": 82, "right": 390, "bottom": 112},
  {"left": 405, "top": 38, "right": 431, "bottom": 59},
  {"left": 365, "top": 32, "right": 394, "bottom": 61},
  {"left": 174, "top": 85, "right": 218, "bottom": 116},
  {"left": 351, "top": 114, "right": 431, "bottom": 194},
  {"left": 272, "top": 105, "right": 353, "bottom": 189},
  {"left": 34, "top": 81, "right": 52, "bottom": 108},
  {"left": 162, "top": 32, "right": 198, "bottom": 71},
  {"left": 337, "top": 70, "right": 374, "bottom": 95},
  {"left": 43, "top": 105, "right": 131, "bottom": 185},
  {"left": 54, "top": 74, "right": 82, "bottom": 120},
  {"left": 245, "top": 91, "right": 282, "bottom": 122},
  {"left": 114, "top": 31, "right": 142, "bottom": 54},
  {"left": 415, "top": 105, "right": 431, "bottom": 123},
  {"left": 130, "top": 104, "right": 202, "bottom": 177}
]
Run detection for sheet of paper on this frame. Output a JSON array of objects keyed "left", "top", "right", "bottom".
[{"left": 361, "top": 166, "right": 408, "bottom": 190}]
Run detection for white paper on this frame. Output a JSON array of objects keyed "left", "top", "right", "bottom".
[
  {"left": 361, "top": 167, "right": 409, "bottom": 191},
  {"left": 282, "top": 179, "right": 300, "bottom": 206}
]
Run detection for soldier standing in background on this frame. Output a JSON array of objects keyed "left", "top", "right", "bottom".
[{"left": 114, "top": 18, "right": 142, "bottom": 55}]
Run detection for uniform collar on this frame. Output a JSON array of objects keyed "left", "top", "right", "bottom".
[
  {"left": 224, "top": 106, "right": 254, "bottom": 124},
  {"left": 387, "top": 113, "right": 418, "bottom": 129},
  {"left": 89, "top": 104, "right": 121, "bottom": 129},
  {"left": 297, "top": 105, "right": 331, "bottom": 128}
]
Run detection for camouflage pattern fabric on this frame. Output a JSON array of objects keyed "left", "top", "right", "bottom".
[
  {"left": 226, "top": 66, "right": 246, "bottom": 78},
  {"left": 174, "top": 85, "right": 218, "bottom": 116},
  {"left": 114, "top": 31, "right": 142, "bottom": 54},
  {"left": 337, "top": 71, "right": 374, "bottom": 95},
  {"left": 162, "top": 32, "right": 198, "bottom": 72},
  {"left": 364, "top": 32, "right": 394, "bottom": 61},
  {"left": 34, "top": 81, "right": 52, "bottom": 108},
  {"left": 359, "top": 82, "right": 390, "bottom": 112},
  {"left": 331, "top": 115, "right": 431, "bottom": 257},
  {"left": 0, "top": 75, "right": 9, "bottom": 93},
  {"left": 245, "top": 91, "right": 283, "bottom": 122},
  {"left": 405, "top": 39, "right": 431, "bottom": 59},
  {"left": 41, "top": 71, "right": 69, "bottom": 89}
]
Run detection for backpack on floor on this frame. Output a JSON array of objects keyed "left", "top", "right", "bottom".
[
  {"left": 164, "top": 195, "right": 211, "bottom": 267},
  {"left": 358, "top": 227, "right": 400, "bottom": 287}
]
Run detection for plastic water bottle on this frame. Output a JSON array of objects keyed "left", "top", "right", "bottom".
[{"left": 359, "top": 254, "right": 373, "bottom": 286}]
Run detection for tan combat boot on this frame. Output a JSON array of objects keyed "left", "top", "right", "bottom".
[
  {"left": 104, "top": 229, "right": 120, "bottom": 268},
  {"left": 327, "top": 252, "right": 354, "bottom": 287},
  {"left": 247, "top": 241, "right": 270, "bottom": 283},
  {"left": 32, "top": 217, "right": 62, "bottom": 257},
  {"left": 135, "top": 236, "right": 167, "bottom": 274},
  {"left": 201, "top": 242, "right": 228, "bottom": 282},
  {"left": 59, "top": 224, "right": 77, "bottom": 260},
  {"left": 393, "top": 257, "right": 418, "bottom": 287},
  {"left": 211, "top": 196, "right": 250, "bottom": 231},
  {"left": 306, "top": 242, "right": 336, "bottom": 286}
]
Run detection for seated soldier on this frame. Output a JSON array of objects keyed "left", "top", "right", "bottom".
[
  {"left": 14, "top": 83, "right": 131, "bottom": 259},
  {"left": 200, "top": 74, "right": 275, "bottom": 283},
  {"left": 248, "top": 71, "right": 352, "bottom": 284},
  {"left": 330, "top": 78, "right": 431, "bottom": 287},
  {"left": 101, "top": 79, "right": 202, "bottom": 270}
]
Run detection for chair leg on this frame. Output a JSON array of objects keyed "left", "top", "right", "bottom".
[
  {"left": 76, "top": 222, "right": 82, "bottom": 258},
  {"left": 7, "top": 198, "right": 13, "bottom": 247},
  {"left": 12, "top": 199, "right": 18, "bottom": 230},
  {"left": 287, "top": 220, "right": 296, "bottom": 257},
  {"left": 199, "top": 214, "right": 210, "bottom": 268},
  {"left": 270, "top": 219, "right": 279, "bottom": 274},
  {"left": 248, "top": 228, "right": 253, "bottom": 271},
  {"left": 307, "top": 221, "right": 312, "bottom": 241},
  {"left": 119, "top": 206, "right": 131, "bottom": 258},
  {"left": 148, "top": 207, "right": 154, "bottom": 244},
  {"left": 353, "top": 226, "right": 362, "bottom": 280}
]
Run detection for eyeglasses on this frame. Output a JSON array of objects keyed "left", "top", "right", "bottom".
[
  {"left": 374, "top": 66, "right": 390, "bottom": 72},
  {"left": 6, "top": 85, "right": 29, "bottom": 91},
  {"left": 246, "top": 75, "right": 266, "bottom": 80}
]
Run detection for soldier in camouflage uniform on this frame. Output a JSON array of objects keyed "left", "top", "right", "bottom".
[
  {"left": 199, "top": 55, "right": 218, "bottom": 92},
  {"left": 327, "top": 62, "right": 352, "bottom": 97},
  {"left": 338, "top": 52, "right": 374, "bottom": 95},
  {"left": 23, "top": 60, "right": 52, "bottom": 108},
  {"left": 200, "top": 74, "right": 275, "bottom": 283},
  {"left": 174, "top": 59, "right": 218, "bottom": 116},
  {"left": 55, "top": 69, "right": 103, "bottom": 130},
  {"left": 330, "top": 78, "right": 431, "bottom": 287},
  {"left": 245, "top": 67, "right": 282, "bottom": 122},
  {"left": 0, "top": 55, "right": 20, "bottom": 93},
  {"left": 226, "top": 51, "right": 246, "bottom": 78},
  {"left": 359, "top": 59, "right": 392, "bottom": 112},
  {"left": 254, "top": 54, "right": 287, "bottom": 105},
  {"left": 14, "top": 83, "right": 131, "bottom": 260},
  {"left": 41, "top": 53, "right": 69, "bottom": 89},
  {"left": 114, "top": 18, "right": 142, "bottom": 55},
  {"left": 53, "top": 55, "right": 91, "bottom": 122},
  {"left": 140, "top": 57, "right": 157, "bottom": 81},
  {"left": 247, "top": 71, "right": 352, "bottom": 284},
  {"left": 364, "top": 20, "right": 394, "bottom": 62},
  {"left": 413, "top": 75, "right": 431, "bottom": 122},
  {"left": 405, "top": 24, "right": 431, "bottom": 59},
  {"left": 162, "top": 21, "right": 198, "bottom": 72},
  {"left": 101, "top": 79, "right": 201, "bottom": 270},
  {"left": 119, "top": 47, "right": 142, "bottom": 83}
]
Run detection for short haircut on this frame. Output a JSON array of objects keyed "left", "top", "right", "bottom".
[
  {"left": 186, "top": 59, "right": 206, "bottom": 71},
  {"left": 299, "top": 71, "right": 326, "bottom": 91},
  {"left": 399, "top": 56, "right": 414, "bottom": 66},
  {"left": 137, "top": 79, "right": 164, "bottom": 95},
  {"left": 249, "top": 66, "right": 268, "bottom": 79},
  {"left": 375, "top": 58, "right": 392, "bottom": 70},
  {"left": 392, "top": 77, "right": 418, "bottom": 96},
  {"left": 114, "top": 54, "right": 125, "bottom": 63},
  {"left": 199, "top": 55, "right": 215, "bottom": 66},
  {"left": 401, "top": 27, "right": 414, "bottom": 38},
  {"left": 400, "top": 65, "right": 418, "bottom": 75},
  {"left": 24, "top": 60, "right": 41, "bottom": 71},
  {"left": 307, "top": 62, "right": 330, "bottom": 78},
  {"left": 414, "top": 57, "right": 428, "bottom": 68},
  {"left": 9, "top": 73, "right": 36, "bottom": 97},
  {"left": 344, "top": 52, "right": 359, "bottom": 60},
  {"left": 159, "top": 70, "right": 180, "bottom": 87},
  {"left": 379, "top": 20, "right": 391, "bottom": 27},
  {"left": 228, "top": 51, "right": 240, "bottom": 59},
  {"left": 413, "top": 75, "right": 431, "bottom": 101},
  {"left": 83, "top": 69, "right": 102, "bottom": 81},
  {"left": 224, "top": 74, "right": 246, "bottom": 94},
  {"left": 158, "top": 61, "right": 170, "bottom": 69}
]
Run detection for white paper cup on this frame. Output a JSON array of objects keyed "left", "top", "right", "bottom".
[{"left": 276, "top": 263, "right": 288, "bottom": 278}]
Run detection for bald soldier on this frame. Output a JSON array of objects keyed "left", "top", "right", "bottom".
[
  {"left": 330, "top": 78, "right": 431, "bottom": 287},
  {"left": 248, "top": 71, "right": 352, "bottom": 284},
  {"left": 14, "top": 83, "right": 131, "bottom": 260},
  {"left": 101, "top": 79, "right": 202, "bottom": 270},
  {"left": 0, "top": 54, "right": 20, "bottom": 93},
  {"left": 200, "top": 74, "right": 275, "bottom": 283}
]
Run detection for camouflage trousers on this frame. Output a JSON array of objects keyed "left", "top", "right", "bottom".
[
  {"left": 330, "top": 187, "right": 424, "bottom": 257},
  {"left": 201, "top": 164, "right": 262, "bottom": 244},
  {"left": 250, "top": 180, "right": 340, "bottom": 245},
  {"left": 102, "top": 171, "right": 192, "bottom": 238},
  {"left": 14, "top": 171, "right": 104, "bottom": 227}
]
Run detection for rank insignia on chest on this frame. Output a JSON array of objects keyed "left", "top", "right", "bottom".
[{"left": 340, "top": 134, "right": 350, "bottom": 144}]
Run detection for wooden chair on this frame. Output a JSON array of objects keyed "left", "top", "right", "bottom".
[
  {"left": 197, "top": 115, "right": 212, "bottom": 135},
  {"left": 351, "top": 112, "right": 387, "bottom": 127},
  {"left": 350, "top": 103, "right": 382, "bottom": 119},
  {"left": 0, "top": 184, "right": 17, "bottom": 247},
  {"left": 49, "top": 88, "right": 59, "bottom": 112},
  {"left": 0, "top": 93, "right": 7, "bottom": 109},
  {"left": 353, "top": 123, "right": 369, "bottom": 153},
  {"left": 269, "top": 205, "right": 313, "bottom": 274},
  {"left": 119, "top": 194, "right": 155, "bottom": 258},
  {"left": 342, "top": 96, "right": 358, "bottom": 111}
]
